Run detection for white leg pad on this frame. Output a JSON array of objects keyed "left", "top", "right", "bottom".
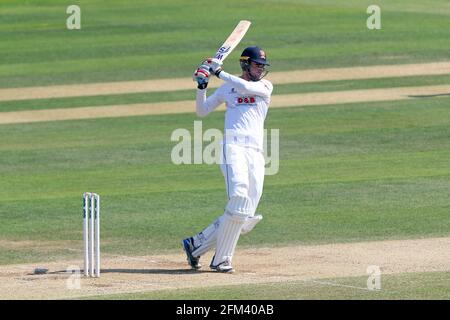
[
  {"left": 213, "top": 196, "right": 252, "bottom": 266},
  {"left": 225, "top": 195, "right": 254, "bottom": 216},
  {"left": 191, "top": 212, "right": 262, "bottom": 257},
  {"left": 192, "top": 216, "right": 223, "bottom": 257},
  {"left": 212, "top": 212, "right": 246, "bottom": 266},
  {"left": 241, "top": 214, "right": 263, "bottom": 235}
]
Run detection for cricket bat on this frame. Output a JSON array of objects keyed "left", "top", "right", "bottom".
[{"left": 213, "top": 20, "right": 251, "bottom": 62}]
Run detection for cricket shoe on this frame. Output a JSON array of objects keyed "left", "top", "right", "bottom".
[
  {"left": 209, "top": 255, "right": 235, "bottom": 273},
  {"left": 182, "top": 237, "right": 202, "bottom": 270}
]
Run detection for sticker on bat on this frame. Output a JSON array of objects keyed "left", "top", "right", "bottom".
[{"left": 217, "top": 46, "right": 231, "bottom": 54}]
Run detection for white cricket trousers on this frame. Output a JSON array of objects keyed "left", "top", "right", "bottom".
[
  {"left": 190, "top": 143, "right": 266, "bottom": 258},
  {"left": 221, "top": 143, "right": 266, "bottom": 213}
]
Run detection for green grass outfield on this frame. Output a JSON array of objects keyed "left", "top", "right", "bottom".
[
  {"left": 0, "top": 0, "right": 449, "bottom": 299},
  {"left": 1, "top": 0, "right": 450, "bottom": 87},
  {"left": 2, "top": 74, "right": 450, "bottom": 112},
  {"left": 1, "top": 97, "right": 449, "bottom": 264}
]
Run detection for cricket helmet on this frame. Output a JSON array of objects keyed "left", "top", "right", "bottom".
[
  {"left": 239, "top": 46, "right": 270, "bottom": 66},
  {"left": 239, "top": 46, "right": 270, "bottom": 81}
]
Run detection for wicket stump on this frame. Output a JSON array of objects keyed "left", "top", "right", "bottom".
[{"left": 83, "top": 192, "right": 100, "bottom": 277}]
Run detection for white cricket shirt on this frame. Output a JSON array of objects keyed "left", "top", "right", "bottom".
[{"left": 196, "top": 71, "right": 273, "bottom": 151}]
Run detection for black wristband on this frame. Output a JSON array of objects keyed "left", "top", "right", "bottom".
[
  {"left": 214, "top": 69, "right": 222, "bottom": 78},
  {"left": 197, "top": 82, "right": 208, "bottom": 90}
]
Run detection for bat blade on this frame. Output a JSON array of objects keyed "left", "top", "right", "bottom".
[{"left": 214, "top": 20, "right": 251, "bottom": 62}]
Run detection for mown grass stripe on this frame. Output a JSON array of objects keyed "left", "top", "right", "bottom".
[
  {"left": 1, "top": 84, "right": 449, "bottom": 124},
  {"left": 2, "top": 73, "right": 450, "bottom": 113},
  {"left": 1, "top": 62, "right": 449, "bottom": 101}
]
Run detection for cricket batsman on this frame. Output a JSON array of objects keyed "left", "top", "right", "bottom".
[{"left": 182, "top": 46, "right": 273, "bottom": 273}]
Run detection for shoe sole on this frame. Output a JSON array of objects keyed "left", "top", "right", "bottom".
[
  {"left": 217, "top": 268, "right": 235, "bottom": 273},
  {"left": 210, "top": 265, "right": 235, "bottom": 273}
]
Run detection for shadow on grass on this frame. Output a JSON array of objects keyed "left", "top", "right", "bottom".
[
  {"left": 101, "top": 268, "right": 212, "bottom": 275},
  {"left": 48, "top": 268, "right": 213, "bottom": 275},
  {"left": 409, "top": 93, "right": 450, "bottom": 98}
]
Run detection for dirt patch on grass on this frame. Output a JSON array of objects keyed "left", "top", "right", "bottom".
[
  {"left": 1, "top": 84, "right": 450, "bottom": 125},
  {"left": 0, "top": 62, "right": 449, "bottom": 102},
  {"left": 0, "top": 237, "right": 448, "bottom": 299}
]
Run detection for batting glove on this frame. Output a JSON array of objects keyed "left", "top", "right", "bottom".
[
  {"left": 207, "top": 58, "right": 223, "bottom": 77},
  {"left": 193, "top": 62, "right": 210, "bottom": 90}
]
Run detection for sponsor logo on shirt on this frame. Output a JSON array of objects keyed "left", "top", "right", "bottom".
[{"left": 236, "top": 96, "right": 256, "bottom": 105}]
